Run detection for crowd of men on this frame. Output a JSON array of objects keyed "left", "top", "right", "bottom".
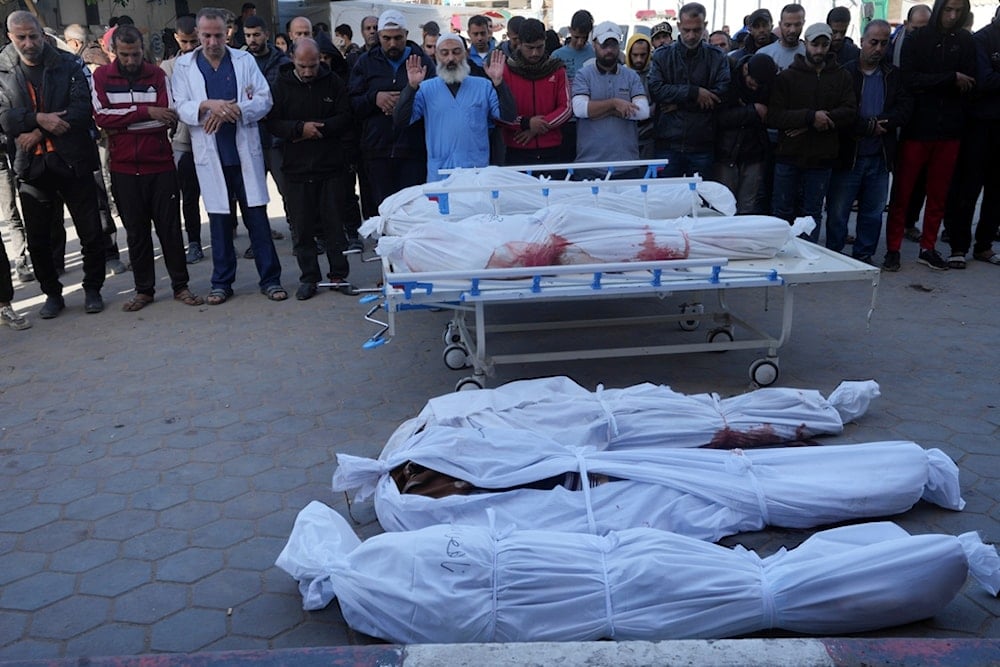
[{"left": 1, "top": 0, "right": 997, "bottom": 332}]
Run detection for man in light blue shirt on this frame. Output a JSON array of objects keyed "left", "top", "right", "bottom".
[
  {"left": 551, "top": 10, "right": 594, "bottom": 163},
  {"left": 758, "top": 3, "right": 806, "bottom": 70}
]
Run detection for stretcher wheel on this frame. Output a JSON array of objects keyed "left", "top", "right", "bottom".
[
  {"left": 749, "top": 358, "right": 779, "bottom": 387},
  {"left": 443, "top": 344, "right": 470, "bottom": 370},
  {"left": 707, "top": 328, "right": 733, "bottom": 349},
  {"left": 678, "top": 303, "right": 704, "bottom": 331},
  {"left": 455, "top": 376, "right": 484, "bottom": 391},
  {"left": 443, "top": 325, "right": 462, "bottom": 345}
]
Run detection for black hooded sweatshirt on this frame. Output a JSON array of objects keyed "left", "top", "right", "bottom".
[{"left": 899, "top": 0, "right": 977, "bottom": 140}]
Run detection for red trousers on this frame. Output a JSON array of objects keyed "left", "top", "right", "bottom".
[{"left": 885, "top": 139, "right": 960, "bottom": 252}]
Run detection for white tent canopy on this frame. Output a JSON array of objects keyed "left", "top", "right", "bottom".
[{"left": 276, "top": 503, "right": 1000, "bottom": 643}]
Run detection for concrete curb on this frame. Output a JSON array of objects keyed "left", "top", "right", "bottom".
[{"left": 7, "top": 639, "right": 999, "bottom": 666}]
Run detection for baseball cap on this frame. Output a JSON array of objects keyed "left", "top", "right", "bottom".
[
  {"left": 748, "top": 9, "right": 772, "bottom": 26},
  {"left": 592, "top": 20, "right": 622, "bottom": 44},
  {"left": 378, "top": 9, "right": 407, "bottom": 32},
  {"left": 804, "top": 22, "right": 833, "bottom": 43},
  {"left": 651, "top": 21, "right": 672, "bottom": 38}
]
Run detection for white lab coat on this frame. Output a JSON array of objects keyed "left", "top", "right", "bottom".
[{"left": 172, "top": 46, "right": 271, "bottom": 214}]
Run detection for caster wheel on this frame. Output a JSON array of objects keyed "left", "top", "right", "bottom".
[
  {"left": 443, "top": 344, "right": 469, "bottom": 370},
  {"left": 708, "top": 328, "right": 734, "bottom": 346},
  {"left": 749, "top": 359, "right": 779, "bottom": 387},
  {"left": 455, "top": 377, "right": 484, "bottom": 391},
  {"left": 679, "top": 303, "right": 704, "bottom": 331},
  {"left": 442, "top": 326, "right": 461, "bottom": 345}
]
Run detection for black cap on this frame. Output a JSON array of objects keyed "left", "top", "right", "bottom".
[
  {"left": 747, "top": 53, "right": 777, "bottom": 87},
  {"left": 651, "top": 21, "right": 672, "bottom": 37},
  {"left": 748, "top": 9, "right": 772, "bottom": 26}
]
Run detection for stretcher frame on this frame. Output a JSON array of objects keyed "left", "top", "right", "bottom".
[{"left": 360, "top": 163, "right": 880, "bottom": 390}]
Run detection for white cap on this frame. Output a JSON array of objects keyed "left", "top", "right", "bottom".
[
  {"left": 436, "top": 33, "right": 464, "bottom": 49},
  {"left": 378, "top": 10, "right": 407, "bottom": 32},
  {"left": 592, "top": 21, "right": 622, "bottom": 45}
]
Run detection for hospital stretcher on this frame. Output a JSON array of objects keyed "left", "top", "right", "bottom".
[{"left": 358, "top": 163, "right": 880, "bottom": 390}]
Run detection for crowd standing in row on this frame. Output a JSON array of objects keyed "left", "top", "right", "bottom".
[{"left": 1, "top": 0, "right": 997, "bottom": 332}]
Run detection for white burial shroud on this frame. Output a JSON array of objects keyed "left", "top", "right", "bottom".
[
  {"left": 381, "top": 376, "right": 881, "bottom": 456},
  {"left": 333, "top": 432, "right": 964, "bottom": 539},
  {"left": 276, "top": 502, "right": 1000, "bottom": 643}
]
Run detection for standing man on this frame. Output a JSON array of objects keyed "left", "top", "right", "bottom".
[
  {"left": 348, "top": 10, "right": 435, "bottom": 207},
  {"left": 647, "top": 2, "right": 731, "bottom": 178},
  {"left": 268, "top": 39, "right": 355, "bottom": 300},
  {"left": 572, "top": 22, "right": 649, "bottom": 176},
  {"left": 827, "top": 6, "right": 861, "bottom": 65},
  {"left": 0, "top": 11, "right": 106, "bottom": 317},
  {"left": 759, "top": 4, "right": 806, "bottom": 70},
  {"left": 882, "top": 0, "right": 976, "bottom": 271},
  {"left": 729, "top": 9, "right": 776, "bottom": 60},
  {"left": 767, "top": 23, "right": 856, "bottom": 242},
  {"left": 826, "top": 20, "right": 911, "bottom": 262},
  {"left": 161, "top": 15, "right": 203, "bottom": 264},
  {"left": 467, "top": 15, "right": 492, "bottom": 69},
  {"left": 395, "top": 34, "right": 513, "bottom": 180},
  {"left": 625, "top": 32, "right": 656, "bottom": 159},
  {"left": 92, "top": 25, "right": 204, "bottom": 311},
  {"left": 172, "top": 7, "right": 286, "bottom": 304},
  {"left": 551, "top": 10, "right": 594, "bottom": 163},
  {"left": 650, "top": 22, "right": 673, "bottom": 50},
  {"left": 231, "top": 3, "right": 255, "bottom": 49}
]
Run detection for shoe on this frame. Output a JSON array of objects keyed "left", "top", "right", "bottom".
[
  {"left": 15, "top": 262, "right": 34, "bottom": 283},
  {"left": 186, "top": 242, "right": 204, "bottom": 264},
  {"left": 39, "top": 295, "right": 65, "bottom": 319},
  {"left": 903, "top": 227, "right": 921, "bottom": 243},
  {"left": 916, "top": 248, "right": 949, "bottom": 271},
  {"left": 106, "top": 258, "right": 128, "bottom": 275},
  {"left": 973, "top": 249, "right": 1000, "bottom": 265},
  {"left": 295, "top": 282, "right": 318, "bottom": 300},
  {"left": 946, "top": 254, "right": 966, "bottom": 269},
  {"left": 881, "top": 251, "right": 900, "bottom": 272},
  {"left": 844, "top": 235, "right": 855, "bottom": 245},
  {"left": 243, "top": 246, "right": 255, "bottom": 260},
  {"left": 270, "top": 228, "right": 284, "bottom": 240},
  {"left": 84, "top": 290, "right": 105, "bottom": 313},
  {"left": 1, "top": 305, "right": 31, "bottom": 330},
  {"left": 347, "top": 236, "right": 365, "bottom": 253}
]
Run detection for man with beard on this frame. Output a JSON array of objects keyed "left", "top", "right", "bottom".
[
  {"left": 572, "top": 22, "right": 649, "bottom": 176},
  {"left": 650, "top": 22, "right": 673, "bottom": 50},
  {"left": 825, "top": 20, "right": 911, "bottom": 262},
  {"left": 827, "top": 6, "right": 861, "bottom": 66},
  {"left": 0, "top": 11, "right": 106, "bottom": 317},
  {"left": 395, "top": 34, "right": 513, "bottom": 180},
  {"left": 729, "top": 9, "right": 776, "bottom": 60},
  {"left": 499, "top": 18, "right": 571, "bottom": 171},
  {"left": 647, "top": 2, "right": 731, "bottom": 178},
  {"left": 348, "top": 10, "right": 435, "bottom": 206},
  {"left": 625, "top": 32, "right": 656, "bottom": 158},
  {"left": 91, "top": 25, "right": 204, "bottom": 311},
  {"left": 268, "top": 39, "right": 356, "bottom": 300},
  {"left": 172, "top": 7, "right": 286, "bottom": 304},
  {"left": 767, "top": 23, "right": 856, "bottom": 243},
  {"left": 714, "top": 53, "right": 777, "bottom": 214},
  {"left": 759, "top": 4, "right": 806, "bottom": 70},
  {"left": 882, "top": 0, "right": 975, "bottom": 271}
]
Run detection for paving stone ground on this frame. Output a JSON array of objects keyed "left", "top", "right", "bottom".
[{"left": 1, "top": 191, "right": 998, "bottom": 659}]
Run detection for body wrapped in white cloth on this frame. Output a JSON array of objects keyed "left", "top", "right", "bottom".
[{"left": 276, "top": 503, "right": 1000, "bottom": 643}]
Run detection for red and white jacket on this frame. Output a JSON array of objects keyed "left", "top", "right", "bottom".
[
  {"left": 91, "top": 60, "right": 174, "bottom": 175},
  {"left": 496, "top": 62, "right": 572, "bottom": 151}
]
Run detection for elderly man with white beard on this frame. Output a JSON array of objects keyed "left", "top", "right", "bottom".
[{"left": 394, "top": 34, "right": 514, "bottom": 181}]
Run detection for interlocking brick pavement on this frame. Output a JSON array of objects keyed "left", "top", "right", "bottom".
[{"left": 1, "top": 192, "right": 998, "bottom": 660}]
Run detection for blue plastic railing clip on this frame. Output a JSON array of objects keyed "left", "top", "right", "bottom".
[
  {"left": 470, "top": 278, "right": 481, "bottom": 297},
  {"left": 640, "top": 183, "right": 649, "bottom": 195},
  {"left": 590, "top": 186, "right": 600, "bottom": 196},
  {"left": 651, "top": 268, "right": 662, "bottom": 287},
  {"left": 491, "top": 190, "right": 499, "bottom": 200},
  {"left": 710, "top": 266, "right": 721, "bottom": 284},
  {"left": 688, "top": 181, "right": 697, "bottom": 191},
  {"left": 435, "top": 193, "right": 450, "bottom": 214},
  {"left": 399, "top": 282, "right": 433, "bottom": 299},
  {"left": 591, "top": 272, "right": 603, "bottom": 290},
  {"left": 531, "top": 276, "right": 542, "bottom": 293}
]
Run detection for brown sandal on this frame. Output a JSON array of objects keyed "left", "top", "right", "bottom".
[
  {"left": 174, "top": 288, "right": 205, "bottom": 306},
  {"left": 122, "top": 293, "right": 154, "bottom": 312}
]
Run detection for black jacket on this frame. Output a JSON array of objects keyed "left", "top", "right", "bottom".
[
  {"left": 647, "top": 42, "right": 731, "bottom": 152},
  {"left": 832, "top": 37, "right": 861, "bottom": 66},
  {"left": 836, "top": 59, "right": 912, "bottom": 171},
  {"left": 268, "top": 64, "right": 353, "bottom": 181},
  {"left": 768, "top": 53, "right": 856, "bottom": 168},
  {"left": 0, "top": 43, "right": 99, "bottom": 179},
  {"left": 899, "top": 0, "right": 976, "bottom": 140},
  {"left": 347, "top": 41, "right": 435, "bottom": 159},
  {"left": 729, "top": 32, "right": 777, "bottom": 61},
  {"left": 715, "top": 55, "right": 771, "bottom": 165},
  {"left": 971, "top": 21, "right": 1000, "bottom": 120}
]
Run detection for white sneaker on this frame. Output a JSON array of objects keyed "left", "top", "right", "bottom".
[{"left": 1, "top": 305, "right": 31, "bottom": 330}]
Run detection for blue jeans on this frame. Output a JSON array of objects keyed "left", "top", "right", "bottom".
[
  {"left": 826, "top": 155, "right": 889, "bottom": 258},
  {"left": 208, "top": 166, "right": 281, "bottom": 292},
  {"left": 656, "top": 149, "right": 715, "bottom": 178},
  {"left": 771, "top": 163, "right": 832, "bottom": 243}
]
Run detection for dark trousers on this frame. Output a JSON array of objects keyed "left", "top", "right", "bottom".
[
  {"left": 283, "top": 176, "right": 349, "bottom": 284},
  {"left": 175, "top": 150, "right": 202, "bottom": 246},
  {"left": 945, "top": 117, "right": 1000, "bottom": 256},
  {"left": 111, "top": 170, "right": 190, "bottom": 296},
  {"left": 19, "top": 169, "right": 105, "bottom": 296},
  {"left": 364, "top": 156, "right": 426, "bottom": 208},
  {"left": 0, "top": 227, "right": 12, "bottom": 303}
]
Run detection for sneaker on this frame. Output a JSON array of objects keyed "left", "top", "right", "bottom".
[
  {"left": 186, "top": 242, "right": 204, "bottom": 264},
  {"left": 917, "top": 248, "right": 949, "bottom": 271},
  {"left": 39, "top": 295, "right": 66, "bottom": 319},
  {"left": 243, "top": 246, "right": 255, "bottom": 260},
  {"left": 106, "top": 258, "right": 128, "bottom": 275},
  {"left": 1, "top": 305, "right": 31, "bottom": 330},
  {"left": 903, "top": 227, "right": 921, "bottom": 243},
  {"left": 346, "top": 237, "right": 365, "bottom": 253},
  {"left": 84, "top": 290, "right": 105, "bottom": 313},
  {"left": 881, "top": 251, "right": 901, "bottom": 272},
  {"left": 295, "top": 282, "right": 318, "bottom": 301},
  {"left": 947, "top": 254, "right": 966, "bottom": 269},
  {"left": 15, "top": 262, "right": 34, "bottom": 283}
]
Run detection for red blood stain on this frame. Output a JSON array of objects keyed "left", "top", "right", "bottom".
[
  {"left": 488, "top": 234, "right": 571, "bottom": 268},
  {"left": 635, "top": 230, "right": 690, "bottom": 261}
]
